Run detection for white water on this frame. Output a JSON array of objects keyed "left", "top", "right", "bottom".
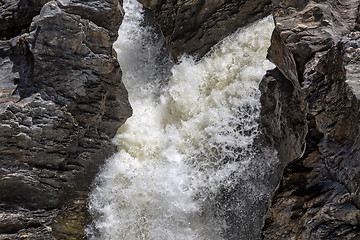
[{"left": 87, "top": 1, "right": 277, "bottom": 239}]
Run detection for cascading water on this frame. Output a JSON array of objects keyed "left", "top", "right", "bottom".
[{"left": 87, "top": 0, "right": 278, "bottom": 239}]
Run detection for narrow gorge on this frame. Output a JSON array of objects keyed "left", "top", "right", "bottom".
[
  {"left": 87, "top": 1, "right": 277, "bottom": 239},
  {"left": 0, "top": 0, "right": 360, "bottom": 240}
]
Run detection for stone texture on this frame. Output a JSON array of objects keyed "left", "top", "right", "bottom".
[
  {"left": 138, "top": 0, "right": 272, "bottom": 59},
  {"left": 260, "top": 0, "right": 360, "bottom": 239},
  {"left": 0, "top": 209, "right": 57, "bottom": 239},
  {"left": 0, "top": 0, "right": 51, "bottom": 40},
  {"left": 0, "top": 0, "right": 131, "bottom": 238},
  {"left": 56, "top": 0, "right": 124, "bottom": 42},
  {"left": 2, "top": 0, "right": 359, "bottom": 239},
  {"left": 260, "top": 68, "right": 307, "bottom": 163}
]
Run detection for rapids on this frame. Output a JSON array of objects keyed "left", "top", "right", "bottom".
[{"left": 87, "top": 1, "right": 277, "bottom": 239}]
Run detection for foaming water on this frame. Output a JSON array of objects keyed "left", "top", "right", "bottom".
[{"left": 87, "top": 0, "right": 277, "bottom": 239}]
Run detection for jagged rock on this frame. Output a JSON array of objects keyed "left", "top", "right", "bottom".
[
  {"left": 0, "top": 94, "right": 78, "bottom": 210},
  {"left": 0, "top": 0, "right": 131, "bottom": 238},
  {"left": 0, "top": 0, "right": 51, "bottom": 40},
  {"left": 0, "top": 209, "right": 57, "bottom": 238},
  {"left": 56, "top": 0, "right": 124, "bottom": 42},
  {"left": 261, "top": 1, "right": 360, "bottom": 239},
  {"left": 138, "top": 0, "right": 272, "bottom": 59},
  {"left": 260, "top": 68, "right": 307, "bottom": 162},
  {"left": 268, "top": 0, "right": 359, "bottom": 83}
]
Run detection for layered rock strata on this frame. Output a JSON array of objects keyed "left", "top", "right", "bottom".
[
  {"left": 260, "top": 0, "right": 360, "bottom": 239},
  {"left": 0, "top": 0, "right": 131, "bottom": 239},
  {"left": 138, "top": 0, "right": 273, "bottom": 60}
]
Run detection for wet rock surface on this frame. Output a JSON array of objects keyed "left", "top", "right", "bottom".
[
  {"left": 138, "top": 0, "right": 272, "bottom": 60},
  {"left": 260, "top": 0, "right": 360, "bottom": 239},
  {"left": 0, "top": 0, "right": 131, "bottom": 239}
]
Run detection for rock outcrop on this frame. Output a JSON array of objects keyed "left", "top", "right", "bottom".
[
  {"left": 3, "top": 0, "right": 359, "bottom": 239},
  {"left": 138, "top": 0, "right": 273, "bottom": 60},
  {"left": 0, "top": 0, "right": 131, "bottom": 239},
  {"left": 260, "top": 0, "right": 360, "bottom": 239}
]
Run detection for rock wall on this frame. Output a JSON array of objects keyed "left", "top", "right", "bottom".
[
  {"left": 2, "top": 0, "right": 359, "bottom": 239},
  {"left": 138, "top": 0, "right": 272, "bottom": 60},
  {"left": 260, "top": 0, "right": 360, "bottom": 239},
  {"left": 0, "top": 0, "right": 131, "bottom": 239}
]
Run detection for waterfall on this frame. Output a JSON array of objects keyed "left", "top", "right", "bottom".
[{"left": 87, "top": 0, "right": 277, "bottom": 239}]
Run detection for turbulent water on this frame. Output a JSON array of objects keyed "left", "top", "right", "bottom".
[{"left": 87, "top": 1, "right": 277, "bottom": 239}]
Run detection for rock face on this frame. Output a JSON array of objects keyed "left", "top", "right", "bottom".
[
  {"left": 260, "top": 0, "right": 360, "bottom": 239},
  {"left": 138, "top": 0, "right": 272, "bottom": 59},
  {"left": 0, "top": 0, "right": 131, "bottom": 239},
  {"left": 2, "top": 0, "right": 359, "bottom": 239}
]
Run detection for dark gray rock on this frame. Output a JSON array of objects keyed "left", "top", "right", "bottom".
[
  {"left": 261, "top": 1, "right": 360, "bottom": 239},
  {"left": 268, "top": 0, "right": 358, "bottom": 82},
  {"left": 56, "top": 0, "right": 125, "bottom": 42},
  {"left": 0, "top": 0, "right": 131, "bottom": 238},
  {"left": 0, "top": 0, "right": 51, "bottom": 40},
  {"left": 138, "top": 0, "right": 272, "bottom": 59},
  {"left": 260, "top": 68, "right": 307, "bottom": 163},
  {"left": 0, "top": 94, "right": 77, "bottom": 210}
]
